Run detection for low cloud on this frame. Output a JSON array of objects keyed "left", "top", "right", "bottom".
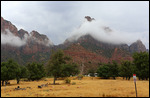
[
  {"left": 36, "top": 38, "right": 54, "bottom": 47},
  {"left": 1, "top": 29, "right": 28, "bottom": 47},
  {"left": 31, "top": 36, "right": 54, "bottom": 46},
  {"left": 1, "top": 1, "right": 148, "bottom": 48},
  {"left": 1, "top": 29, "right": 53, "bottom": 47},
  {"left": 67, "top": 18, "right": 143, "bottom": 45}
]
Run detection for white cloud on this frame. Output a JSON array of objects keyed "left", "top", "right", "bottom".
[
  {"left": 31, "top": 36, "right": 53, "bottom": 47},
  {"left": 1, "top": 1, "right": 149, "bottom": 48},
  {"left": 67, "top": 19, "right": 144, "bottom": 45},
  {"left": 1, "top": 29, "right": 53, "bottom": 47},
  {"left": 1, "top": 29, "right": 27, "bottom": 47}
]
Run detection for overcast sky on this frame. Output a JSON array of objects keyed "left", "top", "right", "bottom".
[{"left": 1, "top": 1, "right": 149, "bottom": 49}]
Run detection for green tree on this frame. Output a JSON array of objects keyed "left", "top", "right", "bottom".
[
  {"left": 109, "top": 61, "right": 119, "bottom": 79},
  {"left": 15, "top": 65, "right": 21, "bottom": 84},
  {"left": 119, "top": 60, "right": 133, "bottom": 80},
  {"left": 61, "top": 63, "right": 79, "bottom": 77},
  {"left": 16, "top": 65, "right": 29, "bottom": 84},
  {"left": 26, "top": 62, "right": 46, "bottom": 81},
  {"left": 1, "top": 64, "right": 8, "bottom": 86},
  {"left": 97, "top": 64, "right": 110, "bottom": 79},
  {"left": 97, "top": 61, "right": 119, "bottom": 79},
  {"left": 132, "top": 52, "right": 149, "bottom": 80},
  {"left": 1, "top": 59, "right": 18, "bottom": 86},
  {"left": 46, "top": 50, "right": 79, "bottom": 85}
]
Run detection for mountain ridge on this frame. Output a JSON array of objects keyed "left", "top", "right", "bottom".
[{"left": 1, "top": 16, "right": 148, "bottom": 73}]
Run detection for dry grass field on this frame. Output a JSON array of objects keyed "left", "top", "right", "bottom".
[{"left": 1, "top": 77, "right": 149, "bottom": 97}]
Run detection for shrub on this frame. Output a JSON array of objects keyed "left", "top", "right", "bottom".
[
  {"left": 72, "top": 82, "right": 76, "bottom": 85},
  {"left": 77, "top": 74, "right": 83, "bottom": 80},
  {"left": 64, "top": 78, "right": 71, "bottom": 84}
]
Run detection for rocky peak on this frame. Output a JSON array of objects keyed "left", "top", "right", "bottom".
[
  {"left": 78, "top": 34, "right": 95, "bottom": 42},
  {"left": 18, "top": 29, "right": 29, "bottom": 39},
  {"left": 85, "top": 16, "right": 95, "bottom": 22},
  {"left": 30, "top": 30, "right": 40, "bottom": 36},
  {"left": 1, "top": 17, "right": 18, "bottom": 36},
  {"left": 30, "top": 30, "right": 53, "bottom": 46},
  {"left": 30, "top": 30, "right": 49, "bottom": 40},
  {"left": 136, "top": 39, "right": 143, "bottom": 43},
  {"left": 129, "top": 39, "right": 146, "bottom": 53}
]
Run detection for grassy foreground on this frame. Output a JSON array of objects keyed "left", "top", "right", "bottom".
[{"left": 1, "top": 77, "right": 149, "bottom": 97}]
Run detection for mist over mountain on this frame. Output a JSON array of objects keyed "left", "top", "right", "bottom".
[
  {"left": 1, "top": 29, "right": 27, "bottom": 47},
  {"left": 1, "top": 17, "right": 53, "bottom": 65},
  {"left": 1, "top": 17, "right": 53, "bottom": 47},
  {"left": 66, "top": 16, "right": 143, "bottom": 45},
  {"left": 1, "top": 16, "right": 148, "bottom": 73}
]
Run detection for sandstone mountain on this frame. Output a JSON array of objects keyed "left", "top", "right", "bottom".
[
  {"left": 1, "top": 17, "right": 53, "bottom": 65},
  {"left": 1, "top": 16, "right": 148, "bottom": 73},
  {"left": 129, "top": 40, "right": 147, "bottom": 53}
]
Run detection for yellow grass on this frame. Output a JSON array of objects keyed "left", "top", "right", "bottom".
[{"left": 1, "top": 77, "right": 149, "bottom": 97}]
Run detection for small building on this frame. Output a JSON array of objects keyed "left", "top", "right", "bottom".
[{"left": 87, "top": 73, "right": 98, "bottom": 77}]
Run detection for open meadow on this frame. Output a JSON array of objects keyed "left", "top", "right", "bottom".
[{"left": 1, "top": 77, "right": 149, "bottom": 97}]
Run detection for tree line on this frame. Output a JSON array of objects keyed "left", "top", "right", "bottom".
[
  {"left": 1, "top": 50, "right": 79, "bottom": 85},
  {"left": 1, "top": 60, "right": 46, "bottom": 86},
  {"left": 1, "top": 50, "right": 149, "bottom": 86},
  {"left": 96, "top": 51, "right": 149, "bottom": 80}
]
